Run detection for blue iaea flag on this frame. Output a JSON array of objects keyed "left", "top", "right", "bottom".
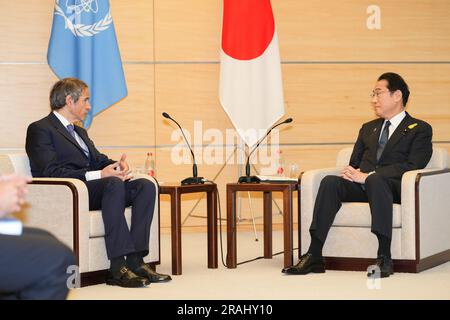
[{"left": 47, "top": 0, "right": 127, "bottom": 128}]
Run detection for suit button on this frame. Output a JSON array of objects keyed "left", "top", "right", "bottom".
[{"left": 375, "top": 165, "right": 379, "bottom": 169}]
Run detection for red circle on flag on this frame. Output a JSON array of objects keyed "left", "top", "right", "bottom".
[{"left": 222, "top": 0, "right": 275, "bottom": 61}]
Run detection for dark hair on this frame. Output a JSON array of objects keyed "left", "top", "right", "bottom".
[
  {"left": 377, "top": 72, "right": 410, "bottom": 106},
  {"left": 49, "top": 78, "right": 88, "bottom": 111}
]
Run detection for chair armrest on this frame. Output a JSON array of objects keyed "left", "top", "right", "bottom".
[
  {"left": 15, "top": 177, "right": 90, "bottom": 272},
  {"left": 300, "top": 167, "right": 342, "bottom": 214},
  {"left": 400, "top": 169, "right": 450, "bottom": 259},
  {"left": 299, "top": 167, "right": 342, "bottom": 251}
]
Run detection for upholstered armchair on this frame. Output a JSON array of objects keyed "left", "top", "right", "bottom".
[
  {"left": 300, "top": 147, "right": 450, "bottom": 272},
  {"left": 0, "top": 153, "right": 160, "bottom": 286}
]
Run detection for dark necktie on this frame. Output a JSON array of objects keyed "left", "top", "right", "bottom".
[
  {"left": 67, "top": 124, "right": 76, "bottom": 139},
  {"left": 376, "top": 120, "right": 391, "bottom": 162},
  {"left": 67, "top": 124, "right": 89, "bottom": 157}
]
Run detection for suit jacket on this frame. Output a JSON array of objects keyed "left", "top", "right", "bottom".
[
  {"left": 349, "top": 112, "right": 433, "bottom": 180},
  {"left": 26, "top": 113, "right": 115, "bottom": 181}
]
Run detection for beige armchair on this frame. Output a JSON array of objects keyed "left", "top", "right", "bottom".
[
  {"left": 0, "top": 153, "right": 160, "bottom": 286},
  {"left": 300, "top": 147, "right": 450, "bottom": 272}
]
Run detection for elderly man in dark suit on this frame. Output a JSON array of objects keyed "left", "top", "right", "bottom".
[
  {"left": 0, "top": 174, "right": 75, "bottom": 299},
  {"left": 26, "top": 78, "right": 171, "bottom": 288},
  {"left": 283, "top": 72, "right": 433, "bottom": 277}
]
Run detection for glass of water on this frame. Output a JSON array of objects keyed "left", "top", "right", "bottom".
[{"left": 288, "top": 163, "right": 300, "bottom": 179}]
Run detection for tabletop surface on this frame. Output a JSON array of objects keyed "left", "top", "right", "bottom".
[
  {"left": 159, "top": 182, "right": 217, "bottom": 193},
  {"left": 226, "top": 182, "right": 299, "bottom": 191}
]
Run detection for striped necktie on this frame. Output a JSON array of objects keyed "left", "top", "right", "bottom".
[
  {"left": 67, "top": 124, "right": 90, "bottom": 157},
  {"left": 376, "top": 120, "right": 391, "bottom": 162}
]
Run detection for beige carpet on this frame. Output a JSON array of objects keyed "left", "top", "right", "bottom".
[{"left": 68, "top": 230, "right": 450, "bottom": 300}]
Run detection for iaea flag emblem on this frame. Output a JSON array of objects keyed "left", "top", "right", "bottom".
[{"left": 48, "top": 0, "right": 127, "bottom": 128}]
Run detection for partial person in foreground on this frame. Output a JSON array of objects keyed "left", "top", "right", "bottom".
[
  {"left": 0, "top": 174, "right": 75, "bottom": 299},
  {"left": 26, "top": 78, "right": 171, "bottom": 288},
  {"left": 283, "top": 72, "right": 432, "bottom": 278}
]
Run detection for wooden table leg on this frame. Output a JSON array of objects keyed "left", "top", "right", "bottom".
[
  {"left": 283, "top": 189, "right": 294, "bottom": 268},
  {"left": 171, "top": 189, "right": 182, "bottom": 275},
  {"left": 226, "top": 187, "right": 237, "bottom": 268},
  {"left": 263, "top": 191, "right": 272, "bottom": 259},
  {"left": 207, "top": 189, "right": 218, "bottom": 268}
]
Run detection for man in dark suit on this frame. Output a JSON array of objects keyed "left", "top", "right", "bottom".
[
  {"left": 1, "top": 174, "right": 75, "bottom": 299},
  {"left": 26, "top": 78, "right": 171, "bottom": 288},
  {"left": 283, "top": 72, "right": 433, "bottom": 278}
]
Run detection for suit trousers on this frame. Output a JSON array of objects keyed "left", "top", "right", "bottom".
[
  {"left": 0, "top": 227, "right": 75, "bottom": 300},
  {"left": 309, "top": 173, "right": 401, "bottom": 243},
  {"left": 85, "top": 177, "right": 156, "bottom": 259}
]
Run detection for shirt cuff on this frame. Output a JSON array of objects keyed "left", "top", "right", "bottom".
[
  {"left": 85, "top": 170, "right": 102, "bottom": 181},
  {"left": 362, "top": 171, "right": 375, "bottom": 185}
]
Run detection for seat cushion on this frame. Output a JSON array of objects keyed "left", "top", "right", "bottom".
[
  {"left": 322, "top": 227, "right": 403, "bottom": 259},
  {"left": 332, "top": 202, "right": 402, "bottom": 228},
  {"left": 89, "top": 208, "right": 132, "bottom": 237}
]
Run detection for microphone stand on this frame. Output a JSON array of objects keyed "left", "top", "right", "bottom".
[
  {"left": 162, "top": 112, "right": 204, "bottom": 185},
  {"left": 238, "top": 118, "right": 293, "bottom": 184}
]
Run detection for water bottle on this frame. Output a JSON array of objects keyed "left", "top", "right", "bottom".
[
  {"left": 144, "top": 152, "right": 155, "bottom": 177},
  {"left": 276, "top": 149, "right": 285, "bottom": 176}
]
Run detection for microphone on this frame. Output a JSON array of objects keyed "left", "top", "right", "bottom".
[
  {"left": 162, "top": 112, "right": 204, "bottom": 185},
  {"left": 238, "top": 117, "right": 293, "bottom": 183}
]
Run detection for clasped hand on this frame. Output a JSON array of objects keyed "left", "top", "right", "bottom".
[
  {"left": 341, "top": 165, "right": 369, "bottom": 184},
  {"left": 101, "top": 153, "right": 133, "bottom": 181},
  {"left": 0, "top": 174, "right": 31, "bottom": 216}
]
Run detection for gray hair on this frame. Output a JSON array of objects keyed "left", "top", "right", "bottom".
[{"left": 49, "top": 78, "right": 88, "bottom": 110}]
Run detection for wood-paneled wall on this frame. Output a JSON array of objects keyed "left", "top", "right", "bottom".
[{"left": 1, "top": 0, "right": 450, "bottom": 231}]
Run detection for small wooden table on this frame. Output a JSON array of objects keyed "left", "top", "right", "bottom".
[
  {"left": 159, "top": 183, "right": 218, "bottom": 275},
  {"left": 226, "top": 182, "right": 299, "bottom": 269}
]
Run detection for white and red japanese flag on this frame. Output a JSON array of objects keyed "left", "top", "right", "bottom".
[{"left": 220, "top": 0, "right": 285, "bottom": 148}]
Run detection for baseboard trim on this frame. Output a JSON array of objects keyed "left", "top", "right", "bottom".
[
  {"left": 324, "top": 249, "right": 450, "bottom": 273},
  {"left": 324, "top": 257, "right": 417, "bottom": 273},
  {"left": 80, "top": 270, "right": 107, "bottom": 287},
  {"left": 417, "top": 249, "right": 450, "bottom": 272}
]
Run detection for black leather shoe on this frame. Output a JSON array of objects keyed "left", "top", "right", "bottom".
[
  {"left": 106, "top": 266, "right": 150, "bottom": 288},
  {"left": 133, "top": 264, "right": 172, "bottom": 283},
  {"left": 367, "top": 255, "right": 394, "bottom": 278},
  {"left": 282, "top": 253, "right": 325, "bottom": 275}
]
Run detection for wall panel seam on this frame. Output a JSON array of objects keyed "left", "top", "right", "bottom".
[{"left": 3, "top": 61, "right": 450, "bottom": 65}]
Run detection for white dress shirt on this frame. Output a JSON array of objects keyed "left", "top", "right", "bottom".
[{"left": 379, "top": 110, "right": 406, "bottom": 141}]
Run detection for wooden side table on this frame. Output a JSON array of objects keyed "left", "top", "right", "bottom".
[
  {"left": 159, "top": 183, "right": 218, "bottom": 275},
  {"left": 226, "top": 182, "right": 299, "bottom": 268}
]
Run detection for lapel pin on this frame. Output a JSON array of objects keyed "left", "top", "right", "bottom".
[{"left": 403, "top": 123, "right": 418, "bottom": 135}]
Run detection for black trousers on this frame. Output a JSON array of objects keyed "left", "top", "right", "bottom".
[
  {"left": 85, "top": 177, "right": 156, "bottom": 259},
  {"left": 309, "top": 173, "right": 401, "bottom": 243},
  {"left": 0, "top": 227, "right": 75, "bottom": 300}
]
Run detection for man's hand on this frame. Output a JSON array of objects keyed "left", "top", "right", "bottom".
[
  {"left": 341, "top": 166, "right": 369, "bottom": 184},
  {"left": 118, "top": 153, "right": 133, "bottom": 180},
  {"left": 101, "top": 161, "right": 133, "bottom": 181},
  {"left": 119, "top": 153, "right": 129, "bottom": 172},
  {"left": 0, "top": 174, "right": 30, "bottom": 216}
]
